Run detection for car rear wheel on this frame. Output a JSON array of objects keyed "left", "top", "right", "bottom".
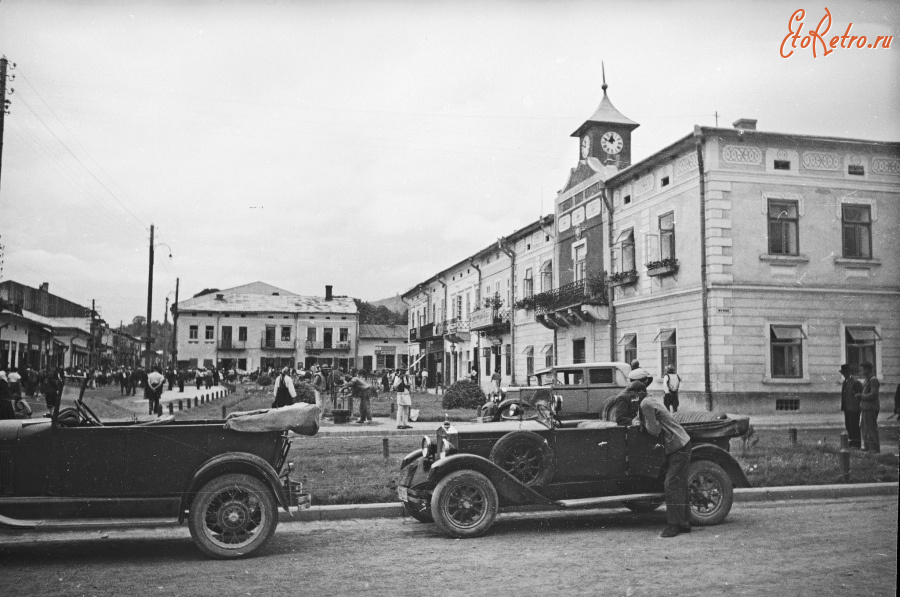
[
  {"left": 622, "top": 497, "right": 664, "bottom": 513},
  {"left": 431, "top": 470, "right": 498, "bottom": 538},
  {"left": 489, "top": 430, "right": 556, "bottom": 487},
  {"left": 688, "top": 460, "right": 733, "bottom": 526},
  {"left": 188, "top": 473, "right": 278, "bottom": 559}
]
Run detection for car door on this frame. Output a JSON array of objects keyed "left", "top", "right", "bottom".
[
  {"left": 553, "top": 423, "right": 627, "bottom": 481},
  {"left": 49, "top": 426, "right": 127, "bottom": 496},
  {"left": 552, "top": 368, "right": 588, "bottom": 416},
  {"left": 626, "top": 426, "right": 666, "bottom": 478}
]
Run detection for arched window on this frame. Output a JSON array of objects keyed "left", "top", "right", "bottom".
[{"left": 540, "top": 260, "right": 553, "bottom": 293}]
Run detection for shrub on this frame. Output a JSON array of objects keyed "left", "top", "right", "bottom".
[
  {"left": 294, "top": 381, "right": 317, "bottom": 404},
  {"left": 442, "top": 380, "right": 486, "bottom": 410},
  {"left": 257, "top": 374, "right": 272, "bottom": 387}
]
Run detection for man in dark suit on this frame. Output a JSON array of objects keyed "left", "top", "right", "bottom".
[
  {"left": 859, "top": 362, "right": 880, "bottom": 453},
  {"left": 840, "top": 364, "right": 863, "bottom": 449}
]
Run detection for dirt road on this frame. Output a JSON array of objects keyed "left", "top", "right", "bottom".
[{"left": 1, "top": 496, "right": 896, "bottom": 597}]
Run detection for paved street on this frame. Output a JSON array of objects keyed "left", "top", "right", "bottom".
[{"left": 1, "top": 496, "right": 895, "bottom": 597}]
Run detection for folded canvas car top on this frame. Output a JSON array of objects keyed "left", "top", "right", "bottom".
[
  {"left": 673, "top": 412, "right": 750, "bottom": 438},
  {"left": 224, "top": 403, "right": 320, "bottom": 436}
]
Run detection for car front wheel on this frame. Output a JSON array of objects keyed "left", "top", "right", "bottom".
[
  {"left": 688, "top": 460, "right": 733, "bottom": 526},
  {"left": 431, "top": 470, "right": 498, "bottom": 538},
  {"left": 188, "top": 473, "right": 279, "bottom": 559}
]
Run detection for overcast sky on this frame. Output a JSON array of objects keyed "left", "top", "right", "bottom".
[{"left": 1, "top": 0, "right": 898, "bottom": 326}]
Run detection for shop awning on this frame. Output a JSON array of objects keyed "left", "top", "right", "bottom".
[
  {"left": 847, "top": 327, "right": 881, "bottom": 342},
  {"left": 618, "top": 333, "right": 636, "bottom": 346},
  {"left": 653, "top": 329, "right": 676, "bottom": 343},
  {"left": 770, "top": 326, "right": 807, "bottom": 340},
  {"left": 540, "top": 343, "right": 553, "bottom": 354},
  {"left": 521, "top": 345, "right": 534, "bottom": 355}
]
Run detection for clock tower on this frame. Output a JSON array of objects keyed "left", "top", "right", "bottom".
[{"left": 571, "top": 65, "right": 639, "bottom": 172}]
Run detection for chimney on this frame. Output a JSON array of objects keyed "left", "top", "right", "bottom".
[
  {"left": 39, "top": 282, "right": 49, "bottom": 293},
  {"left": 325, "top": 285, "right": 333, "bottom": 301},
  {"left": 732, "top": 118, "right": 757, "bottom": 131}
]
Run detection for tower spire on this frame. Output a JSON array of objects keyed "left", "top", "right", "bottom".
[{"left": 601, "top": 62, "right": 608, "bottom": 95}]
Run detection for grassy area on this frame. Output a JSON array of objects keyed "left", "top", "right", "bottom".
[{"left": 732, "top": 426, "right": 898, "bottom": 487}]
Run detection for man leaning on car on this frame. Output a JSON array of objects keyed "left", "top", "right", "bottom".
[
  {"left": 611, "top": 362, "right": 653, "bottom": 426},
  {"left": 638, "top": 390, "right": 693, "bottom": 538}
]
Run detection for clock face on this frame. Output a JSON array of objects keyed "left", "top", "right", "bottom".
[
  {"left": 601, "top": 131, "right": 624, "bottom": 155},
  {"left": 581, "top": 135, "right": 591, "bottom": 159}
]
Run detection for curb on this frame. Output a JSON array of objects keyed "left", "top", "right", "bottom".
[{"left": 277, "top": 482, "right": 898, "bottom": 523}]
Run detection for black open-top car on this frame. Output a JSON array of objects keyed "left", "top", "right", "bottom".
[
  {"left": 398, "top": 398, "right": 751, "bottom": 538},
  {"left": 0, "top": 379, "right": 314, "bottom": 558}
]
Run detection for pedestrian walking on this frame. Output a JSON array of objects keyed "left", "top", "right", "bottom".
[
  {"left": 311, "top": 366, "right": 326, "bottom": 421},
  {"left": 272, "top": 367, "right": 297, "bottom": 408},
  {"left": 119, "top": 368, "right": 128, "bottom": 395},
  {"left": 420, "top": 369, "right": 429, "bottom": 391},
  {"left": 859, "top": 362, "right": 880, "bottom": 453},
  {"left": 662, "top": 365, "right": 681, "bottom": 413},
  {"left": 840, "top": 363, "right": 863, "bottom": 449},
  {"left": 195, "top": 369, "right": 203, "bottom": 390},
  {"left": 177, "top": 368, "right": 185, "bottom": 392},
  {"left": 146, "top": 365, "right": 165, "bottom": 416},
  {"left": 393, "top": 367, "right": 412, "bottom": 429},
  {"left": 41, "top": 368, "right": 63, "bottom": 415},
  {"left": 0, "top": 371, "right": 16, "bottom": 420},
  {"left": 381, "top": 369, "right": 391, "bottom": 393},
  {"left": 490, "top": 368, "right": 502, "bottom": 398}
]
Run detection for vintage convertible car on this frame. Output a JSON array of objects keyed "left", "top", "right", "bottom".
[
  {"left": 0, "top": 379, "right": 315, "bottom": 559},
  {"left": 398, "top": 399, "right": 751, "bottom": 538}
]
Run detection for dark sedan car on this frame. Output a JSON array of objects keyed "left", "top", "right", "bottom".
[
  {"left": 398, "top": 399, "right": 750, "bottom": 538},
  {"left": 0, "top": 379, "right": 313, "bottom": 558}
]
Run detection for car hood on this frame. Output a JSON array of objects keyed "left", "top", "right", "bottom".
[
  {"left": 458, "top": 420, "right": 549, "bottom": 435},
  {"left": 0, "top": 419, "right": 51, "bottom": 444}
]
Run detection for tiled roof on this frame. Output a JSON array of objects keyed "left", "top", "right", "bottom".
[{"left": 359, "top": 324, "right": 407, "bottom": 340}]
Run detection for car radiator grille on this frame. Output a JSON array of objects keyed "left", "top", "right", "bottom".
[{"left": 0, "top": 450, "right": 12, "bottom": 495}]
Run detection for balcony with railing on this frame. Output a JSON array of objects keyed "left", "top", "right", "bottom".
[
  {"left": 261, "top": 337, "right": 296, "bottom": 350},
  {"left": 444, "top": 317, "right": 471, "bottom": 343},
  {"left": 418, "top": 322, "right": 437, "bottom": 340},
  {"left": 409, "top": 327, "right": 418, "bottom": 342},
  {"left": 531, "top": 275, "right": 609, "bottom": 329},
  {"left": 305, "top": 340, "right": 324, "bottom": 351},
  {"left": 469, "top": 308, "right": 511, "bottom": 334},
  {"left": 218, "top": 339, "right": 248, "bottom": 351},
  {"left": 305, "top": 340, "right": 351, "bottom": 351}
]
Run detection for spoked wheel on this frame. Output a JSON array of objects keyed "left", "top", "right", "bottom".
[
  {"left": 431, "top": 470, "right": 498, "bottom": 538},
  {"left": 688, "top": 460, "right": 733, "bottom": 526},
  {"left": 188, "top": 474, "right": 278, "bottom": 559},
  {"left": 489, "top": 430, "right": 556, "bottom": 487}
]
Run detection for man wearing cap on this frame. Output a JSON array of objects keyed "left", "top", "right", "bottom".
[
  {"left": 840, "top": 364, "right": 863, "bottom": 449},
  {"left": 611, "top": 368, "right": 652, "bottom": 426},
  {"left": 859, "top": 362, "right": 880, "bottom": 453},
  {"left": 638, "top": 388, "right": 693, "bottom": 538}
]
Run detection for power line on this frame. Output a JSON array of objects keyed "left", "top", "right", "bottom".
[{"left": 13, "top": 72, "right": 150, "bottom": 229}]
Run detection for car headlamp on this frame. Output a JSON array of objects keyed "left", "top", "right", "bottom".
[
  {"left": 439, "top": 438, "right": 454, "bottom": 459},
  {"left": 421, "top": 436, "right": 436, "bottom": 459}
]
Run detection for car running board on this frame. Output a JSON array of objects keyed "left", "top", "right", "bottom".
[
  {"left": 554, "top": 492, "right": 665, "bottom": 510},
  {"left": 0, "top": 514, "right": 43, "bottom": 529}
]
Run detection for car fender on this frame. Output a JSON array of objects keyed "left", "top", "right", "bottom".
[
  {"left": 690, "top": 444, "right": 751, "bottom": 488},
  {"left": 178, "top": 452, "right": 291, "bottom": 524},
  {"left": 401, "top": 449, "right": 422, "bottom": 471},
  {"left": 427, "top": 454, "right": 552, "bottom": 507}
]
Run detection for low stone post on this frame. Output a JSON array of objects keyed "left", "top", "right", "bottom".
[
  {"left": 221, "top": 405, "right": 227, "bottom": 419},
  {"left": 178, "top": 399, "right": 183, "bottom": 411},
  {"left": 788, "top": 427, "right": 797, "bottom": 446},
  {"left": 168, "top": 402, "right": 174, "bottom": 415},
  {"left": 194, "top": 397, "right": 198, "bottom": 407},
  {"left": 383, "top": 438, "right": 390, "bottom": 460}
]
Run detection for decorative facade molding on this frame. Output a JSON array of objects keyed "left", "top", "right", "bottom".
[
  {"left": 634, "top": 173, "right": 654, "bottom": 197},
  {"left": 571, "top": 205, "right": 586, "bottom": 226},
  {"left": 801, "top": 151, "right": 841, "bottom": 171},
  {"left": 722, "top": 145, "right": 762, "bottom": 165},
  {"left": 674, "top": 152, "right": 698, "bottom": 179},
  {"left": 872, "top": 155, "right": 900, "bottom": 176},
  {"left": 585, "top": 199, "right": 602, "bottom": 220},
  {"left": 558, "top": 214, "right": 571, "bottom": 232}
]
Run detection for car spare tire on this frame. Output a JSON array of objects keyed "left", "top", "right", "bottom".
[{"left": 489, "top": 430, "right": 555, "bottom": 487}]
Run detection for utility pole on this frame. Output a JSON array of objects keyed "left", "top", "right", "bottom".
[
  {"left": 145, "top": 224, "right": 154, "bottom": 370},
  {"left": 172, "top": 277, "right": 179, "bottom": 368},
  {"left": 0, "top": 56, "right": 13, "bottom": 195}
]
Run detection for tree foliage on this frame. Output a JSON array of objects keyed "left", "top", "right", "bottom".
[
  {"left": 354, "top": 298, "right": 407, "bottom": 325},
  {"left": 442, "top": 380, "right": 487, "bottom": 410}
]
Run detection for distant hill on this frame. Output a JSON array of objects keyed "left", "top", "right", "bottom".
[{"left": 369, "top": 294, "right": 406, "bottom": 314}]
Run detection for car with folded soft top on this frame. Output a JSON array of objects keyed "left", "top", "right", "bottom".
[
  {"left": 0, "top": 378, "right": 315, "bottom": 558},
  {"left": 399, "top": 397, "right": 751, "bottom": 538}
]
